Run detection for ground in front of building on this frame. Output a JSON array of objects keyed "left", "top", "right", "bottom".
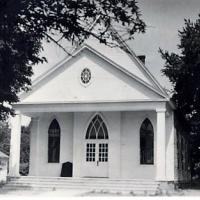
[{"left": 1, "top": 187, "right": 200, "bottom": 197}]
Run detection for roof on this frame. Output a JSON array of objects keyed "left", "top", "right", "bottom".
[{"left": 18, "top": 23, "right": 172, "bottom": 106}]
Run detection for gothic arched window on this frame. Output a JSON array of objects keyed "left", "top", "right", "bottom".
[
  {"left": 140, "top": 118, "right": 154, "bottom": 164},
  {"left": 85, "top": 115, "right": 108, "bottom": 140},
  {"left": 85, "top": 114, "right": 108, "bottom": 162},
  {"left": 48, "top": 119, "right": 60, "bottom": 163}
]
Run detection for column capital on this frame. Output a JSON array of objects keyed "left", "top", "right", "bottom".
[
  {"left": 156, "top": 108, "right": 166, "bottom": 113},
  {"left": 14, "top": 110, "right": 21, "bottom": 115},
  {"left": 31, "top": 116, "right": 40, "bottom": 122}
]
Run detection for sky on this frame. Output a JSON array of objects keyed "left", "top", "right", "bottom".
[
  {"left": 130, "top": 0, "right": 200, "bottom": 89},
  {"left": 32, "top": 0, "right": 200, "bottom": 90}
]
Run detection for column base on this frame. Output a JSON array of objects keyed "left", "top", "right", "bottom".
[
  {"left": 156, "top": 176, "right": 166, "bottom": 181},
  {"left": 155, "top": 181, "right": 180, "bottom": 195},
  {"left": 8, "top": 172, "right": 20, "bottom": 177}
]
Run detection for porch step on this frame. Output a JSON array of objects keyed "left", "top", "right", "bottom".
[{"left": 3, "top": 176, "right": 163, "bottom": 195}]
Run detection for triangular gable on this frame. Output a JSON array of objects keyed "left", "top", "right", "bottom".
[
  {"left": 28, "top": 33, "right": 168, "bottom": 98},
  {"left": 19, "top": 24, "right": 170, "bottom": 102},
  {"left": 20, "top": 45, "right": 168, "bottom": 104}
]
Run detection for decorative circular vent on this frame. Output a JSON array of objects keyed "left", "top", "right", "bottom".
[{"left": 81, "top": 68, "right": 91, "bottom": 84}]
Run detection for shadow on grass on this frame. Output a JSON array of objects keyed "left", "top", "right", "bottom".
[{"left": 179, "top": 181, "right": 200, "bottom": 190}]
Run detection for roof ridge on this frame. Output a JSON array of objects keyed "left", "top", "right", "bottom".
[
  {"left": 20, "top": 44, "right": 167, "bottom": 101},
  {"left": 109, "top": 26, "right": 168, "bottom": 98},
  {"left": 23, "top": 19, "right": 169, "bottom": 100}
]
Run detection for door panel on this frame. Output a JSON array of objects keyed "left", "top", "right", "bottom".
[
  {"left": 98, "top": 143, "right": 108, "bottom": 162},
  {"left": 84, "top": 141, "right": 108, "bottom": 177},
  {"left": 86, "top": 143, "right": 96, "bottom": 162},
  {"left": 83, "top": 114, "right": 109, "bottom": 177}
]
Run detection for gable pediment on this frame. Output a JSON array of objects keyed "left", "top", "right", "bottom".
[{"left": 19, "top": 46, "right": 167, "bottom": 104}]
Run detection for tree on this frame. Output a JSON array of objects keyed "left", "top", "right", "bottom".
[
  {"left": 0, "top": 0, "right": 146, "bottom": 120},
  {"left": 0, "top": 121, "right": 30, "bottom": 175},
  {"left": 160, "top": 15, "right": 200, "bottom": 127},
  {"left": 160, "top": 14, "right": 200, "bottom": 179},
  {"left": 20, "top": 126, "right": 30, "bottom": 175},
  {"left": 0, "top": 121, "right": 10, "bottom": 155}
]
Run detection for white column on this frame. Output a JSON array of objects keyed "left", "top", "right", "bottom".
[
  {"left": 166, "top": 111, "right": 176, "bottom": 181},
  {"left": 109, "top": 112, "right": 121, "bottom": 178},
  {"left": 156, "top": 108, "right": 166, "bottom": 181},
  {"left": 72, "top": 113, "right": 81, "bottom": 177},
  {"left": 29, "top": 117, "right": 40, "bottom": 176},
  {"left": 9, "top": 111, "right": 22, "bottom": 176}
]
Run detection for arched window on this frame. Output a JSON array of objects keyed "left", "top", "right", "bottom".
[
  {"left": 85, "top": 114, "right": 108, "bottom": 163},
  {"left": 48, "top": 119, "right": 60, "bottom": 163},
  {"left": 140, "top": 118, "right": 154, "bottom": 164},
  {"left": 85, "top": 115, "right": 108, "bottom": 139}
]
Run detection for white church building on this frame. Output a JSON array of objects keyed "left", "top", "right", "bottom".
[{"left": 8, "top": 30, "right": 190, "bottom": 186}]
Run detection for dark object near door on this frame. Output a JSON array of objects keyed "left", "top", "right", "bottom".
[{"left": 61, "top": 162, "right": 73, "bottom": 177}]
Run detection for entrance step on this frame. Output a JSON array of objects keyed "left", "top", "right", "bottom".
[{"left": 2, "top": 176, "right": 169, "bottom": 195}]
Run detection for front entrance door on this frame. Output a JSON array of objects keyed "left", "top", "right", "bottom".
[{"left": 84, "top": 115, "right": 109, "bottom": 177}]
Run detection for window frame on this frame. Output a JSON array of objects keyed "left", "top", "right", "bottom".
[
  {"left": 48, "top": 119, "right": 61, "bottom": 163},
  {"left": 140, "top": 118, "right": 154, "bottom": 165},
  {"left": 85, "top": 115, "right": 109, "bottom": 140}
]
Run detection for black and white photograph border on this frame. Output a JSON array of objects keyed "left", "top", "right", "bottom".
[{"left": 0, "top": 0, "right": 200, "bottom": 198}]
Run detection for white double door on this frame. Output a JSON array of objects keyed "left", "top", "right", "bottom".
[{"left": 84, "top": 140, "right": 108, "bottom": 177}]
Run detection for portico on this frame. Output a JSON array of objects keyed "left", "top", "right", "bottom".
[
  {"left": 9, "top": 34, "right": 176, "bottom": 183},
  {"left": 9, "top": 99, "right": 175, "bottom": 182}
]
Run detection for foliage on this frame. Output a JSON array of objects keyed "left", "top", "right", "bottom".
[
  {"left": 160, "top": 14, "right": 200, "bottom": 179},
  {"left": 0, "top": 121, "right": 30, "bottom": 175},
  {"left": 160, "top": 15, "right": 200, "bottom": 126},
  {"left": 0, "top": 121, "right": 10, "bottom": 155},
  {"left": 20, "top": 126, "right": 30, "bottom": 175},
  {"left": 0, "top": 0, "right": 146, "bottom": 120}
]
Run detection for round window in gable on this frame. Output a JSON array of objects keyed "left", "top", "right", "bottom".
[{"left": 81, "top": 68, "right": 91, "bottom": 85}]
